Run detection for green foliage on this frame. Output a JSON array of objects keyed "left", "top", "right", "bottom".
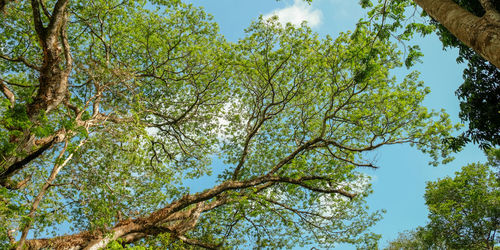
[
  {"left": 358, "top": 0, "right": 500, "bottom": 149},
  {"left": 106, "top": 238, "right": 156, "bottom": 250},
  {"left": 404, "top": 45, "right": 423, "bottom": 68},
  {"left": 455, "top": 55, "right": 500, "bottom": 149},
  {"left": 0, "top": 0, "right": 460, "bottom": 248},
  {"left": 0, "top": 187, "right": 17, "bottom": 249},
  {"left": 384, "top": 228, "right": 429, "bottom": 250},
  {"left": 387, "top": 148, "right": 500, "bottom": 249},
  {"left": 0, "top": 103, "right": 31, "bottom": 156},
  {"left": 359, "top": 0, "right": 373, "bottom": 8},
  {"left": 426, "top": 0, "right": 500, "bottom": 149},
  {"left": 424, "top": 151, "right": 500, "bottom": 248}
]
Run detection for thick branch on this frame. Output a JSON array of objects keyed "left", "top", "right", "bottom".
[
  {"left": 478, "top": 0, "right": 500, "bottom": 15},
  {"left": 45, "top": 0, "right": 70, "bottom": 41},
  {"left": 30, "top": 0, "right": 45, "bottom": 41},
  {"left": 0, "top": 129, "right": 67, "bottom": 188},
  {"left": 23, "top": 171, "right": 356, "bottom": 249},
  {"left": 0, "top": 137, "right": 56, "bottom": 187},
  {"left": 0, "top": 79, "right": 15, "bottom": 108},
  {"left": 0, "top": 54, "right": 40, "bottom": 70},
  {"left": 60, "top": 9, "right": 73, "bottom": 71},
  {"left": 414, "top": 0, "right": 500, "bottom": 68}
]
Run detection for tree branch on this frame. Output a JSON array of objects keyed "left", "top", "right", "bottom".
[
  {"left": 17, "top": 139, "right": 85, "bottom": 250},
  {"left": 267, "top": 137, "right": 322, "bottom": 175},
  {"left": 22, "top": 170, "right": 358, "bottom": 249},
  {"left": 0, "top": 128, "right": 68, "bottom": 188},
  {"left": 0, "top": 79, "right": 15, "bottom": 108},
  {"left": 178, "top": 235, "right": 219, "bottom": 249},
  {"left": 0, "top": 137, "right": 56, "bottom": 188},
  {"left": 60, "top": 9, "right": 73, "bottom": 71},
  {"left": 478, "top": 0, "right": 499, "bottom": 14},
  {"left": 0, "top": 54, "right": 40, "bottom": 70},
  {"left": 39, "top": 0, "right": 51, "bottom": 19},
  {"left": 275, "top": 176, "right": 357, "bottom": 200},
  {"left": 325, "top": 146, "right": 378, "bottom": 169},
  {"left": 30, "top": 0, "right": 46, "bottom": 41},
  {"left": 45, "top": 0, "right": 70, "bottom": 40}
]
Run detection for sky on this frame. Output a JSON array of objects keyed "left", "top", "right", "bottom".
[{"left": 185, "top": 0, "right": 487, "bottom": 248}]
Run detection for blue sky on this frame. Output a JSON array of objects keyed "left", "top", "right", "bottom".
[{"left": 185, "top": 0, "right": 487, "bottom": 248}]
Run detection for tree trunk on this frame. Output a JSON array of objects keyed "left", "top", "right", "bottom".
[
  {"left": 0, "top": 0, "right": 72, "bottom": 187},
  {"left": 413, "top": 0, "right": 500, "bottom": 69}
]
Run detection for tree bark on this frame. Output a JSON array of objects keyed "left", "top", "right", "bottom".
[
  {"left": 413, "top": 0, "right": 500, "bottom": 68},
  {"left": 0, "top": 0, "right": 72, "bottom": 187},
  {"left": 20, "top": 173, "right": 355, "bottom": 249},
  {"left": 27, "top": 0, "right": 72, "bottom": 118}
]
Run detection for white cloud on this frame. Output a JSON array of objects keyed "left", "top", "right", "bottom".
[{"left": 264, "top": 0, "right": 322, "bottom": 28}]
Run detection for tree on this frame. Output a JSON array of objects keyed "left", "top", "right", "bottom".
[
  {"left": 454, "top": 53, "right": 500, "bottom": 149},
  {"left": 413, "top": 0, "right": 500, "bottom": 69},
  {"left": 384, "top": 228, "right": 442, "bottom": 250},
  {"left": 387, "top": 148, "right": 500, "bottom": 249},
  {"left": 359, "top": 0, "right": 500, "bottom": 69},
  {"left": 428, "top": 0, "right": 500, "bottom": 149},
  {"left": 358, "top": 0, "right": 500, "bottom": 149},
  {"left": 0, "top": 1, "right": 455, "bottom": 249}
]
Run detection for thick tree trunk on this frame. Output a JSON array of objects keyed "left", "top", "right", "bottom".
[
  {"left": 0, "top": 0, "right": 72, "bottom": 187},
  {"left": 414, "top": 0, "right": 500, "bottom": 68}
]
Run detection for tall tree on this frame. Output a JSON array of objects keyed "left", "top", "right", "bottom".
[
  {"left": 359, "top": 0, "right": 500, "bottom": 149},
  {"left": 1, "top": 1, "right": 455, "bottom": 249},
  {"left": 429, "top": 0, "right": 500, "bottom": 149},
  {"left": 386, "top": 148, "right": 500, "bottom": 249},
  {"left": 357, "top": 0, "right": 500, "bottom": 68}
]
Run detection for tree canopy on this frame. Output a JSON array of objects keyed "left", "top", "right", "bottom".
[
  {"left": 431, "top": 0, "right": 500, "bottom": 149},
  {"left": 386, "top": 148, "right": 500, "bottom": 249},
  {"left": 356, "top": 0, "right": 500, "bottom": 149},
  {"left": 0, "top": 0, "right": 457, "bottom": 249}
]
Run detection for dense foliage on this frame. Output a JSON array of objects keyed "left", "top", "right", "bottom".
[
  {"left": 431, "top": 0, "right": 500, "bottom": 149},
  {"left": 360, "top": 0, "right": 500, "bottom": 149},
  {"left": 386, "top": 148, "right": 500, "bottom": 249},
  {"left": 0, "top": 0, "right": 457, "bottom": 249}
]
